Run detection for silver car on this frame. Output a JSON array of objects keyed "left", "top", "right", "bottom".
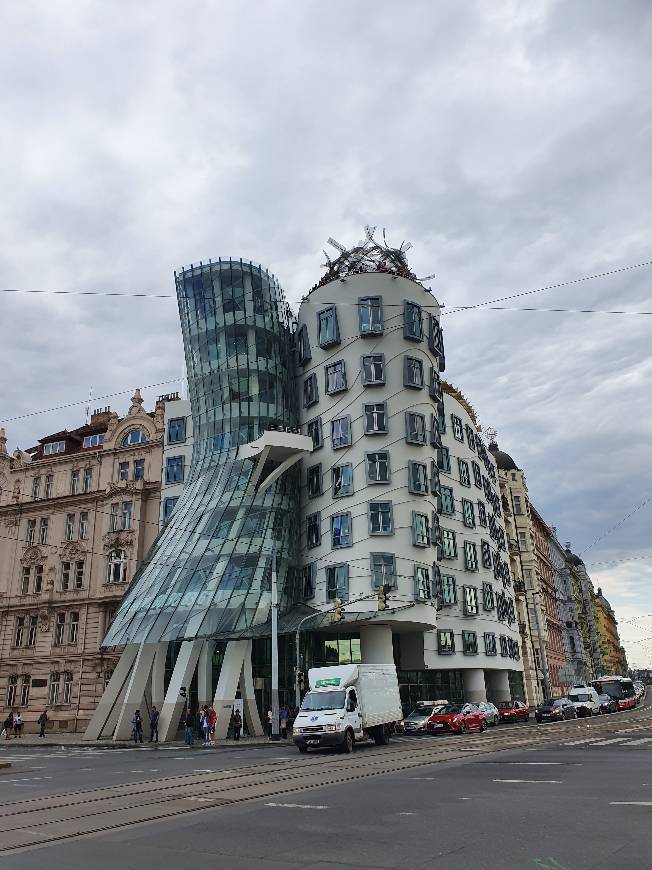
[
  {"left": 477, "top": 702, "right": 500, "bottom": 726},
  {"left": 403, "top": 701, "right": 449, "bottom": 734}
]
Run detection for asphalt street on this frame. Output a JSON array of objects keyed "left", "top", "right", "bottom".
[{"left": 0, "top": 704, "right": 650, "bottom": 869}]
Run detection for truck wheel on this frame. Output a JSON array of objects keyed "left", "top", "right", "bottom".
[
  {"left": 298, "top": 745, "right": 308, "bottom": 754},
  {"left": 374, "top": 725, "right": 389, "bottom": 745},
  {"left": 342, "top": 730, "right": 354, "bottom": 753}
]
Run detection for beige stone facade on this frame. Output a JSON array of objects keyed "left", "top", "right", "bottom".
[{"left": 0, "top": 391, "right": 166, "bottom": 734}]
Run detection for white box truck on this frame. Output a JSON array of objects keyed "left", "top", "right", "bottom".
[{"left": 292, "top": 664, "right": 403, "bottom": 754}]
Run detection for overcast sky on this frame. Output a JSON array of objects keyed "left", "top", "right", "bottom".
[{"left": 1, "top": 1, "right": 651, "bottom": 665}]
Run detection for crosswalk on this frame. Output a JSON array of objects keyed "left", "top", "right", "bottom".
[{"left": 562, "top": 735, "right": 652, "bottom": 748}]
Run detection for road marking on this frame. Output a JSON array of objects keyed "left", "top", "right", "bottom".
[
  {"left": 589, "top": 738, "right": 629, "bottom": 746},
  {"left": 399, "top": 812, "right": 416, "bottom": 815},
  {"left": 624, "top": 738, "right": 652, "bottom": 746},
  {"left": 409, "top": 776, "right": 437, "bottom": 780},
  {"left": 499, "top": 762, "right": 564, "bottom": 766},
  {"left": 562, "top": 739, "right": 596, "bottom": 745},
  {"left": 493, "top": 779, "right": 562, "bottom": 784},
  {"left": 459, "top": 797, "right": 472, "bottom": 800},
  {"left": 265, "top": 802, "right": 328, "bottom": 810},
  {"left": 130, "top": 769, "right": 145, "bottom": 773},
  {"left": 610, "top": 801, "right": 652, "bottom": 806},
  {"left": 79, "top": 768, "right": 94, "bottom": 771}
]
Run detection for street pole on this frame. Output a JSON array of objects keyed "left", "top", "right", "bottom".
[
  {"left": 270, "top": 545, "right": 280, "bottom": 741},
  {"left": 295, "top": 612, "right": 319, "bottom": 710},
  {"left": 530, "top": 590, "right": 551, "bottom": 700}
]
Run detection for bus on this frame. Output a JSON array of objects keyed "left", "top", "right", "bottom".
[{"left": 592, "top": 676, "right": 638, "bottom": 711}]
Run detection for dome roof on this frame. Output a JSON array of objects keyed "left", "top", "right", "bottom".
[{"left": 488, "top": 440, "right": 519, "bottom": 471}]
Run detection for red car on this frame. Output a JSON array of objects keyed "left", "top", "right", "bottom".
[
  {"left": 496, "top": 700, "right": 530, "bottom": 723},
  {"left": 617, "top": 696, "right": 637, "bottom": 711},
  {"left": 426, "top": 703, "right": 487, "bottom": 734}
]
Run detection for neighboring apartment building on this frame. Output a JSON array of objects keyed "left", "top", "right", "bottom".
[
  {"left": 566, "top": 548, "right": 602, "bottom": 679},
  {"left": 530, "top": 505, "right": 566, "bottom": 696},
  {"left": 593, "top": 587, "right": 628, "bottom": 676},
  {"left": 549, "top": 532, "right": 589, "bottom": 686},
  {"left": 0, "top": 391, "right": 165, "bottom": 733},
  {"left": 159, "top": 395, "right": 193, "bottom": 528}
]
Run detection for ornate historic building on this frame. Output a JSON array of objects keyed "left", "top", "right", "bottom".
[
  {"left": 0, "top": 392, "right": 166, "bottom": 733},
  {"left": 593, "top": 586, "right": 628, "bottom": 676}
]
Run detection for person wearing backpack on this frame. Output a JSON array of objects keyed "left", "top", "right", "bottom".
[
  {"left": 149, "top": 706, "right": 160, "bottom": 743},
  {"left": 131, "top": 710, "right": 143, "bottom": 744},
  {"left": 1, "top": 713, "right": 12, "bottom": 740},
  {"left": 37, "top": 710, "right": 48, "bottom": 738}
]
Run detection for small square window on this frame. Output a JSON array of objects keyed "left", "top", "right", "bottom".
[
  {"left": 165, "top": 456, "right": 184, "bottom": 484},
  {"left": 439, "top": 486, "right": 455, "bottom": 515},
  {"left": 325, "top": 360, "right": 347, "bottom": 395},
  {"left": 359, "top": 296, "right": 383, "bottom": 336},
  {"left": 403, "top": 356, "right": 424, "bottom": 389},
  {"left": 326, "top": 563, "right": 349, "bottom": 600},
  {"left": 405, "top": 412, "right": 426, "bottom": 445},
  {"left": 118, "top": 462, "right": 129, "bottom": 482},
  {"left": 331, "top": 416, "right": 352, "bottom": 449},
  {"left": 331, "top": 512, "right": 352, "bottom": 548},
  {"left": 163, "top": 496, "right": 179, "bottom": 522},
  {"left": 363, "top": 402, "right": 388, "bottom": 434},
  {"left": 437, "top": 573, "right": 457, "bottom": 606},
  {"left": 412, "top": 512, "right": 430, "bottom": 547},
  {"left": 307, "top": 463, "right": 322, "bottom": 498},
  {"left": 370, "top": 553, "right": 397, "bottom": 590},
  {"left": 481, "top": 540, "right": 492, "bottom": 569},
  {"left": 403, "top": 301, "right": 423, "bottom": 341},
  {"left": 437, "top": 446, "right": 451, "bottom": 473},
  {"left": 465, "top": 425, "right": 476, "bottom": 451},
  {"left": 477, "top": 501, "right": 487, "bottom": 527},
  {"left": 307, "top": 418, "right": 323, "bottom": 450},
  {"left": 482, "top": 581, "right": 495, "bottom": 611},
  {"left": 408, "top": 461, "right": 428, "bottom": 494},
  {"left": 472, "top": 461, "right": 483, "bottom": 489},
  {"left": 441, "top": 528, "right": 457, "bottom": 559},
  {"left": 306, "top": 512, "right": 321, "bottom": 549},
  {"left": 297, "top": 323, "right": 311, "bottom": 366},
  {"left": 484, "top": 633, "right": 497, "bottom": 656},
  {"left": 437, "top": 629, "right": 455, "bottom": 655},
  {"left": 301, "top": 564, "right": 315, "bottom": 599},
  {"left": 168, "top": 417, "right": 186, "bottom": 444},
  {"left": 415, "top": 565, "right": 431, "bottom": 601},
  {"left": 303, "top": 373, "right": 319, "bottom": 407},
  {"left": 318, "top": 306, "right": 339, "bottom": 348},
  {"left": 366, "top": 451, "right": 390, "bottom": 484},
  {"left": 458, "top": 458, "right": 471, "bottom": 487},
  {"left": 451, "top": 415, "right": 464, "bottom": 442},
  {"left": 462, "top": 499, "right": 476, "bottom": 528},
  {"left": 361, "top": 353, "right": 385, "bottom": 386},
  {"left": 463, "top": 585, "right": 479, "bottom": 616},
  {"left": 464, "top": 541, "right": 478, "bottom": 571},
  {"left": 332, "top": 463, "right": 354, "bottom": 498},
  {"left": 369, "top": 501, "right": 393, "bottom": 535},
  {"left": 462, "top": 631, "right": 478, "bottom": 655}
]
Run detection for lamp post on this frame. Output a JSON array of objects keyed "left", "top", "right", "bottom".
[{"left": 270, "top": 545, "right": 280, "bottom": 741}]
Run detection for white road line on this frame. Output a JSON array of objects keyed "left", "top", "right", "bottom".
[
  {"left": 624, "top": 738, "right": 652, "bottom": 746},
  {"left": 409, "top": 776, "right": 437, "bottom": 781},
  {"left": 265, "top": 802, "right": 328, "bottom": 810},
  {"left": 589, "top": 738, "right": 630, "bottom": 746},
  {"left": 562, "top": 739, "right": 598, "bottom": 745},
  {"left": 493, "top": 779, "right": 562, "bottom": 784},
  {"left": 610, "top": 801, "right": 652, "bottom": 806},
  {"left": 79, "top": 768, "right": 94, "bottom": 771},
  {"left": 499, "top": 762, "right": 564, "bottom": 766},
  {"left": 399, "top": 812, "right": 416, "bottom": 816}
]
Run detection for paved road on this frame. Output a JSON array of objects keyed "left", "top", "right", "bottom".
[{"left": 1, "top": 703, "right": 650, "bottom": 868}]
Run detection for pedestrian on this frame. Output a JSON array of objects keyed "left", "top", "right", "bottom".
[
  {"left": 149, "top": 706, "right": 159, "bottom": 743},
  {"left": 37, "top": 710, "right": 48, "bottom": 738},
  {"left": 184, "top": 708, "right": 195, "bottom": 746},
  {"left": 267, "top": 708, "right": 273, "bottom": 739},
  {"left": 279, "top": 705, "right": 289, "bottom": 739},
  {"left": 208, "top": 706, "right": 217, "bottom": 743},
  {"left": 233, "top": 708, "right": 242, "bottom": 741},
  {"left": 131, "top": 710, "right": 143, "bottom": 744},
  {"left": 1, "top": 713, "right": 12, "bottom": 740},
  {"left": 13, "top": 711, "right": 22, "bottom": 739},
  {"left": 202, "top": 705, "right": 211, "bottom": 745}
]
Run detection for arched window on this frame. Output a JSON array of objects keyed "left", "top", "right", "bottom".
[
  {"left": 120, "top": 430, "right": 148, "bottom": 448},
  {"left": 106, "top": 550, "right": 127, "bottom": 584}
]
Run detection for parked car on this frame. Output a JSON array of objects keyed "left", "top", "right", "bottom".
[
  {"left": 597, "top": 693, "right": 618, "bottom": 714},
  {"left": 496, "top": 700, "right": 530, "bottom": 723},
  {"left": 426, "top": 703, "right": 487, "bottom": 735},
  {"left": 535, "top": 698, "right": 578, "bottom": 723},
  {"left": 568, "top": 687, "right": 600, "bottom": 717},
  {"left": 477, "top": 702, "right": 500, "bottom": 726},
  {"left": 403, "top": 701, "right": 449, "bottom": 735}
]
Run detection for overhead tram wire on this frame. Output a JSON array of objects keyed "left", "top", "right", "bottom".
[{"left": 580, "top": 494, "right": 652, "bottom": 556}]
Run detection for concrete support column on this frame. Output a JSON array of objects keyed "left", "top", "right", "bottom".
[
  {"left": 197, "top": 640, "right": 216, "bottom": 707},
  {"left": 360, "top": 625, "right": 394, "bottom": 664},
  {"left": 113, "top": 643, "right": 159, "bottom": 741},
  {"left": 240, "top": 641, "right": 264, "bottom": 737},
  {"left": 462, "top": 668, "right": 487, "bottom": 704},
  {"left": 83, "top": 644, "right": 139, "bottom": 741},
  {"left": 487, "top": 669, "right": 511, "bottom": 704},
  {"left": 213, "top": 640, "right": 250, "bottom": 739},
  {"left": 151, "top": 643, "right": 167, "bottom": 710},
  {"left": 158, "top": 639, "right": 203, "bottom": 742}
]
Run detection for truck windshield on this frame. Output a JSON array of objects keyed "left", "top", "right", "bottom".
[{"left": 300, "top": 690, "right": 346, "bottom": 712}]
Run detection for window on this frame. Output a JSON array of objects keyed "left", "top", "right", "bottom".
[
  {"left": 43, "top": 440, "right": 66, "bottom": 455},
  {"left": 332, "top": 463, "right": 353, "bottom": 498},
  {"left": 21, "top": 567, "right": 30, "bottom": 594},
  {"left": 104, "top": 669, "right": 114, "bottom": 689},
  {"left": 118, "top": 461, "right": 129, "bottom": 481},
  {"left": 61, "top": 561, "right": 71, "bottom": 591},
  {"left": 482, "top": 582, "right": 495, "bottom": 611},
  {"left": 48, "top": 673, "right": 61, "bottom": 706},
  {"left": 404, "top": 356, "right": 424, "bottom": 389},
  {"left": 458, "top": 459, "right": 471, "bottom": 487},
  {"left": 464, "top": 541, "right": 478, "bottom": 571},
  {"left": 165, "top": 456, "right": 184, "bottom": 484},
  {"left": 70, "top": 470, "right": 80, "bottom": 495},
  {"left": 301, "top": 564, "right": 315, "bottom": 599},
  {"left": 74, "top": 561, "right": 84, "bottom": 589},
  {"left": 331, "top": 511, "right": 352, "bottom": 548},
  {"left": 369, "top": 501, "right": 393, "bottom": 535},
  {"left": 518, "top": 530, "right": 528, "bottom": 551},
  {"left": 82, "top": 433, "right": 105, "bottom": 449},
  {"left": 65, "top": 513, "right": 75, "bottom": 543},
  {"left": 318, "top": 306, "right": 339, "bottom": 347},
  {"left": 307, "top": 417, "right": 323, "bottom": 450},
  {"left": 121, "top": 430, "right": 148, "bottom": 447},
  {"left": 6, "top": 676, "right": 17, "bottom": 707},
  {"left": 79, "top": 511, "right": 89, "bottom": 540},
  {"left": 513, "top": 495, "right": 523, "bottom": 515},
  {"left": 27, "top": 615, "right": 37, "bottom": 647},
  {"left": 499, "top": 635, "right": 509, "bottom": 657},
  {"left": 477, "top": 501, "right": 487, "bottom": 527},
  {"left": 307, "top": 463, "right": 322, "bottom": 499},
  {"left": 438, "top": 446, "right": 451, "bottom": 473},
  {"left": 306, "top": 513, "right": 321, "bottom": 549},
  {"left": 437, "top": 630, "right": 455, "bottom": 655},
  {"left": 438, "top": 574, "right": 457, "bottom": 605},
  {"left": 441, "top": 529, "right": 457, "bottom": 559},
  {"left": 26, "top": 519, "right": 36, "bottom": 545},
  {"left": 358, "top": 296, "right": 383, "bottom": 335},
  {"left": 62, "top": 671, "right": 74, "bottom": 705},
  {"left": 326, "top": 564, "right": 349, "bottom": 600},
  {"left": 363, "top": 402, "right": 387, "bottom": 434},
  {"left": 331, "top": 416, "right": 352, "bottom": 449},
  {"left": 45, "top": 474, "right": 54, "bottom": 498},
  {"left": 463, "top": 585, "right": 479, "bottom": 616},
  {"left": 39, "top": 518, "right": 48, "bottom": 545},
  {"left": 33, "top": 565, "right": 43, "bottom": 593},
  {"left": 361, "top": 353, "right": 385, "bottom": 385},
  {"left": 129, "top": 457, "right": 142, "bottom": 482},
  {"left": 366, "top": 451, "right": 390, "bottom": 484},
  {"left": 15, "top": 616, "right": 25, "bottom": 647},
  {"left": 462, "top": 499, "right": 475, "bottom": 528},
  {"left": 430, "top": 412, "right": 442, "bottom": 449},
  {"left": 451, "top": 415, "right": 464, "bottom": 441},
  {"left": 429, "top": 367, "right": 443, "bottom": 405},
  {"left": 370, "top": 553, "right": 397, "bottom": 590},
  {"left": 32, "top": 477, "right": 41, "bottom": 499},
  {"left": 20, "top": 675, "right": 30, "bottom": 706},
  {"left": 462, "top": 631, "right": 478, "bottom": 655},
  {"left": 120, "top": 503, "right": 131, "bottom": 531},
  {"left": 408, "top": 461, "right": 428, "bottom": 494},
  {"left": 54, "top": 613, "right": 66, "bottom": 645},
  {"left": 296, "top": 323, "right": 311, "bottom": 366},
  {"left": 163, "top": 496, "right": 179, "bottom": 522},
  {"left": 472, "top": 461, "right": 482, "bottom": 489},
  {"left": 439, "top": 486, "right": 454, "bottom": 515},
  {"left": 484, "top": 633, "right": 497, "bottom": 656},
  {"left": 68, "top": 612, "right": 79, "bottom": 644},
  {"left": 412, "top": 512, "right": 430, "bottom": 547},
  {"left": 403, "top": 301, "right": 423, "bottom": 341},
  {"left": 480, "top": 540, "right": 492, "bottom": 570},
  {"left": 80, "top": 467, "right": 92, "bottom": 493},
  {"left": 168, "top": 417, "right": 186, "bottom": 444},
  {"left": 415, "top": 565, "right": 431, "bottom": 601},
  {"left": 110, "top": 503, "right": 119, "bottom": 532},
  {"left": 325, "top": 361, "right": 347, "bottom": 395},
  {"left": 405, "top": 412, "right": 426, "bottom": 445},
  {"left": 465, "top": 425, "right": 476, "bottom": 451},
  {"left": 303, "top": 373, "right": 318, "bottom": 408},
  {"left": 106, "top": 549, "right": 127, "bottom": 583}
]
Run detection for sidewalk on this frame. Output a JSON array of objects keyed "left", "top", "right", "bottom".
[{"left": 1, "top": 733, "right": 288, "bottom": 750}]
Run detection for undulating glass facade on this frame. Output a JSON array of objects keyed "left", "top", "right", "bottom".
[{"left": 103, "top": 259, "right": 300, "bottom": 646}]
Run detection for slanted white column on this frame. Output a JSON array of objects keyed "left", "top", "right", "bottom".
[
  {"left": 463, "top": 669, "right": 487, "bottom": 704},
  {"left": 113, "top": 643, "right": 159, "bottom": 741},
  {"left": 240, "top": 640, "right": 264, "bottom": 737},
  {"left": 212, "top": 640, "right": 249, "bottom": 739},
  {"left": 83, "top": 644, "right": 139, "bottom": 741},
  {"left": 197, "top": 640, "right": 216, "bottom": 707},
  {"left": 157, "top": 639, "right": 203, "bottom": 742},
  {"left": 360, "top": 625, "right": 394, "bottom": 664},
  {"left": 487, "top": 669, "right": 511, "bottom": 704},
  {"left": 151, "top": 643, "right": 167, "bottom": 710}
]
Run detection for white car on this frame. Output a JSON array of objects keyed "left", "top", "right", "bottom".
[{"left": 477, "top": 702, "right": 500, "bottom": 726}]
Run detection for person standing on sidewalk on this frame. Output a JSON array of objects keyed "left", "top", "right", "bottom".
[
  {"left": 37, "top": 710, "right": 48, "bottom": 738},
  {"left": 202, "top": 706, "right": 211, "bottom": 745},
  {"left": 132, "top": 710, "right": 143, "bottom": 744},
  {"left": 208, "top": 706, "right": 217, "bottom": 743},
  {"left": 279, "top": 705, "right": 289, "bottom": 739},
  {"left": 233, "top": 708, "right": 242, "bottom": 741},
  {"left": 1, "top": 713, "right": 12, "bottom": 740},
  {"left": 267, "top": 708, "right": 273, "bottom": 739},
  {"left": 149, "top": 706, "right": 160, "bottom": 743},
  {"left": 13, "top": 711, "right": 22, "bottom": 739},
  {"left": 184, "top": 708, "right": 195, "bottom": 746}
]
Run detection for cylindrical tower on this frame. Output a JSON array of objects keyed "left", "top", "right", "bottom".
[{"left": 103, "top": 258, "right": 300, "bottom": 646}]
